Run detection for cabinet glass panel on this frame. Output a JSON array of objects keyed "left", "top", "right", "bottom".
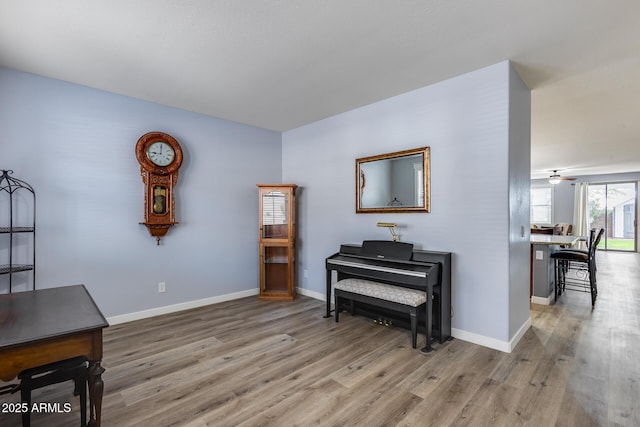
[
  {"left": 263, "top": 246, "right": 290, "bottom": 292},
  {"left": 262, "top": 190, "right": 289, "bottom": 239}
]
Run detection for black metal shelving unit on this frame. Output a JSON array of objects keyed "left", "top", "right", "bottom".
[{"left": 0, "top": 170, "right": 36, "bottom": 292}]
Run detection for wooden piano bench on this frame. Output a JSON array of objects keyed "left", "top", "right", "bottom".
[{"left": 334, "top": 278, "right": 427, "bottom": 349}]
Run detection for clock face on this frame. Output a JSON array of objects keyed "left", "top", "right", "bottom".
[{"left": 146, "top": 141, "right": 175, "bottom": 166}]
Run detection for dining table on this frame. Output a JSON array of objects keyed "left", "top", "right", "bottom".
[{"left": 0, "top": 285, "right": 108, "bottom": 426}]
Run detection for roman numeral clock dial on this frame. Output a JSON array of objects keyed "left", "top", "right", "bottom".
[
  {"left": 135, "top": 132, "right": 183, "bottom": 245},
  {"left": 146, "top": 141, "right": 175, "bottom": 166}
]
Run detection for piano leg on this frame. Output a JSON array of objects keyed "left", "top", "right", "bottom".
[{"left": 420, "top": 286, "right": 433, "bottom": 354}]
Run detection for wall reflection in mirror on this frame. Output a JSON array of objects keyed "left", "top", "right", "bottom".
[{"left": 356, "top": 147, "right": 430, "bottom": 213}]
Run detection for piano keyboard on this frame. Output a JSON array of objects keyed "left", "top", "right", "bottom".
[{"left": 326, "top": 258, "right": 427, "bottom": 278}]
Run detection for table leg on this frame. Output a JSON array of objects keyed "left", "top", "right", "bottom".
[{"left": 87, "top": 361, "right": 105, "bottom": 427}]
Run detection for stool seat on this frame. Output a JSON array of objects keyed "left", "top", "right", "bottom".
[
  {"left": 550, "top": 250, "right": 589, "bottom": 262},
  {"left": 18, "top": 356, "right": 88, "bottom": 427}
]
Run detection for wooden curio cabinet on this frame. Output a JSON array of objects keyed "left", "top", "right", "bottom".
[{"left": 257, "top": 184, "right": 297, "bottom": 301}]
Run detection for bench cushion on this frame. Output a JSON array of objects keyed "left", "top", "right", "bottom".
[{"left": 335, "top": 278, "right": 426, "bottom": 307}]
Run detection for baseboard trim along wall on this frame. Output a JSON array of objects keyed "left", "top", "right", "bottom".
[
  {"left": 296, "top": 287, "right": 326, "bottom": 301},
  {"left": 452, "top": 316, "right": 531, "bottom": 353},
  {"left": 107, "top": 286, "right": 529, "bottom": 353},
  {"left": 107, "top": 286, "right": 322, "bottom": 325},
  {"left": 531, "top": 294, "right": 554, "bottom": 305},
  {"left": 107, "top": 288, "right": 260, "bottom": 325}
]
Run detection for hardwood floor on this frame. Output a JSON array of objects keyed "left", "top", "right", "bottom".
[{"left": 1, "top": 251, "right": 639, "bottom": 426}]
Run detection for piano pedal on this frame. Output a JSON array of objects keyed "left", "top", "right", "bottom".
[{"left": 373, "top": 318, "right": 393, "bottom": 327}]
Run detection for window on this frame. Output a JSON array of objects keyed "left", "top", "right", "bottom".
[{"left": 531, "top": 185, "right": 553, "bottom": 225}]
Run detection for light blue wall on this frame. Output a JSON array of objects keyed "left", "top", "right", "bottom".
[
  {"left": 1, "top": 62, "right": 533, "bottom": 350},
  {"left": 508, "top": 65, "right": 532, "bottom": 340},
  {"left": 282, "top": 61, "right": 531, "bottom": 349},
  {"left": 0, "top": 67, "right": 282, "bottom": 317}
]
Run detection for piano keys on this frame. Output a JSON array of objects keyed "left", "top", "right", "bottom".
[{"left": 325, "top": 240, "right": 452, "bottom": 353}]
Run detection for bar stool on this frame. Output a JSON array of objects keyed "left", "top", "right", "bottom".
[
  {"left": 550, "top": 228, "right": 601, "bottom": 307},
  {"left": 557, "top": 227, "right": 604, "bottom": 278},
  {"left": 17, "top": 356, "right": 88, "bottom": 427}
]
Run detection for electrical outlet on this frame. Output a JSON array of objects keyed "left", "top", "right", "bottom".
[
  {"left": 158, "top": 282, "right": 166, "bottom": 293},
  {"left": 303, "top": 269, "right": 309, "bottom": 278}
]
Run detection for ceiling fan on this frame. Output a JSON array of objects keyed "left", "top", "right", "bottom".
[{"left": 548, "top": 170, "right": 576, "bottom": 185}]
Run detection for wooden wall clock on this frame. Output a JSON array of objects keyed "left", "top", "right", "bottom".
[{"left": 135, "top": 131, "right": 183, "bottom": 245}]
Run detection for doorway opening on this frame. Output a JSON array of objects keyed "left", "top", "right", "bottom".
[{"left": 587, "top": 182, "right": 637, "bottom": 251}]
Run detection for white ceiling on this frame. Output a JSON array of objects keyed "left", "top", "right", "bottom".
[{"left": 1, "top": 1, "right": 639, "bottom": 179}]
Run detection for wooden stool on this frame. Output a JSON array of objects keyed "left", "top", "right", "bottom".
[{"left": 17, "top": 356, "right": 88, "bottom": 427}]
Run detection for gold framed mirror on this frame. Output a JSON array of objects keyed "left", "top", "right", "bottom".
[{"left": 356, "top": 146, "right": 430, "bottom": 213}]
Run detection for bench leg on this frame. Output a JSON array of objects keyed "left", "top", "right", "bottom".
[
  {"left": 333, "top": 289, "right": 433, "bottom": 352},
  {"left": 421, "top": 287, "right": 434, "bottom": 354},
  {"left": 410, "top": 309, "right": 417, "bottom": 349}
]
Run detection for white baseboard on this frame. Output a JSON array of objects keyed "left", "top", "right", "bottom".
[
  {"left": 107, "top": 286, "right": 531, "bottom": 355},
  {"left": 299, "top": 285, "right": 531, "bottom": 354},
  {"left": 107, "top": 288, "right": 259, "bottom": 325},
  {"left": 451, "top": 316, "right": 531, "bottom": 353},
  {"left": 296, "top": 286, "right": 326, "bottom": 301},
  {"left": 508, "top": 317, "right": 532, "bottom": 352},
  {"left": 107, "top": 286, "right": 323, "bottom": 326},
  {"left": 531, "top": 293, "right": 553, "bottom": 305}
]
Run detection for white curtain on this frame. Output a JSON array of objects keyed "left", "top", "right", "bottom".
[{"left": 573, "top": 182, "right": 589, "bottom": 248}]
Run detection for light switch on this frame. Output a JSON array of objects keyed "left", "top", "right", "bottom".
[{"left": 535, "top": 250, "right": 544, "bottom": 260}]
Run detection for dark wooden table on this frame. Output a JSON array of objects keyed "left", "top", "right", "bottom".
[{"left": 0, "top": 285, "right": 108, "bottom": 427}]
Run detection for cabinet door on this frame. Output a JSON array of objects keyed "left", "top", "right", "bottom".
[
  {"left": 260, "top": 189, "right": 291, "bottom": 240},
  {"left": 259, "top": 244, "right": 295, "bottom": 300}
]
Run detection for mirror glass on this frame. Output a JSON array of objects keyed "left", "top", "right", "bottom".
[{"left": 356, "top": 147, "right": 430, "bottom": 213}]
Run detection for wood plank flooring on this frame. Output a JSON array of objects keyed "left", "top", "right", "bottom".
[{"left": 1, "top": 251, "right": 639, "bottom": 426}]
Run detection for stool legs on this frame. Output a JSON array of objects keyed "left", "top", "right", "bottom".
[
  {"left": 76, "top": 371, "right": 87, "bottom": 427},
  {"left": 17, "top": 358, "right": 87, "bottom": 427},
  {"left": 554, "top": 259, "right": 565, "bottom": 302},
  {"left": 20, "top": 382, "right": 30, "bottom": 427},
  {"left": 553, "top": 258, "right": 597, "bottom": 307},
  {"left": 589, "top": 260, "right": 597, "bottom": 307}
]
